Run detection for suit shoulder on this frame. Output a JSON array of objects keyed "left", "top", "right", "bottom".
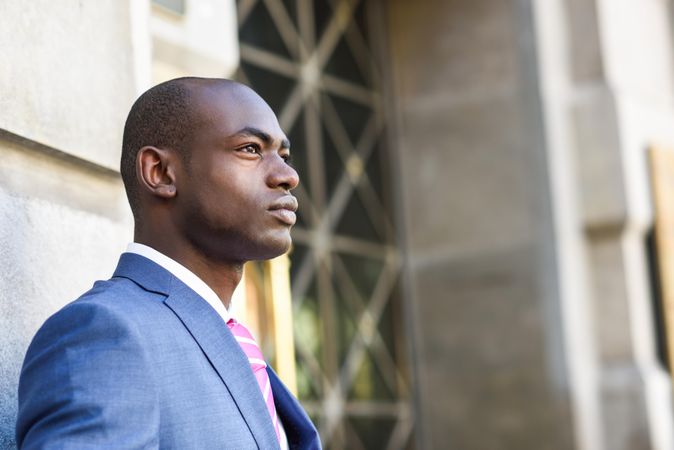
[
  {"left": 16, "top": 279, "right": 162, "bottom": 449},
  {"left": 74, "top": 276, "right": 166, "bottom": 310},
  {"left": 28, "top": 277, "right": 164, "bottom": 349},
  {"left": 62, "top": 276, "right": 164, "bottom": 321}
]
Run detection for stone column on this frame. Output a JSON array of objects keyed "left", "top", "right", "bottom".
[
  {"left": 387, "top": 0, "right": 576, "bottom": 448},
  {"left": 562, "top": 0, "right": 674, "bottom": 448}
]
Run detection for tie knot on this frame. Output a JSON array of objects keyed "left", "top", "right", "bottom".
[{"left": 228, "top": 319, "right": 266, "bottom": 370}]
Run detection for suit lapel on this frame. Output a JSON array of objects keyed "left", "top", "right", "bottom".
[
  {"left": 113, "top": 253, "right": 280, "bottom": 450},
  {"left": 267, "top": 367, "right": 321, "bottom": 449},
  {"left": 164, "top": 281, "right": 279, "bottom": 450}
]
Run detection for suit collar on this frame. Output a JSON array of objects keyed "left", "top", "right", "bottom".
[
  {"left": 113, "top": 253, "right": 280, "bottom": 449},
  {"left": 124, "top": 243, "right": 231, "bottom": 322},
  {"left": 112, "top": 252, "right": 172, "bottom": 295}
]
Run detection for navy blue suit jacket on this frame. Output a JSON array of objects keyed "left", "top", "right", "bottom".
[{"left": 16, "top": 253, "right": 320, "bottom": 449}]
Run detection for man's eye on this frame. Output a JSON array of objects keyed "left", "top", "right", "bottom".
[
  {"left": 241, "top": 145, "right": 260, "bottom": 154},
  {"left": 282, "top": 154, "right": 294, "bottom": 165}
]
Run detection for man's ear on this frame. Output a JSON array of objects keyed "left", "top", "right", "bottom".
[{"left": 136, "top": 146, "right": 178, "bottom": 199}]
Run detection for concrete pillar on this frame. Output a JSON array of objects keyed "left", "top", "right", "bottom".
[{"left": 387, "top": 1, "right": 575, "bottom": 447}]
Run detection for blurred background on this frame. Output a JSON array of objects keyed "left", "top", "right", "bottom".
[{"left": 2, "top": 0, "right": 674, "bottom": 449}]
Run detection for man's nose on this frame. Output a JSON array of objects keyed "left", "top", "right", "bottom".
[{"left": 267, "top": 157, "right": 300, "bottom": 191}]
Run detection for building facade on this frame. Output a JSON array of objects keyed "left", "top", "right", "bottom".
[{"left": 2, "top": 0, "right": 674, "bottom": 449}]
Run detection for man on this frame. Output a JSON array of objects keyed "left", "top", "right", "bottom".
[{"left": 16, "top": 77, "right": 320, "bottom": 449}]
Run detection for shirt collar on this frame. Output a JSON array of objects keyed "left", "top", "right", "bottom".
[{"left": 125, "top": 242, "right": 231, "bottom": 323}]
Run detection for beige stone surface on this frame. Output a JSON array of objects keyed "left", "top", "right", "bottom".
[
  {"left": 0, "top": 0, "right": 137, "bottom": 171},
  {"left": 150, "top": 0, "right": 239, "bottom": 83},
  {"left": 599, "top": 364, "right": 651, "bottom": 450},
  {"left": 597, "top": 0, "right": 674, "bottom": 107},
  {"left": 389, "top": 0, "right": 537, "bottom": 260},
  {"left": 413, "top": 247, "right": 574, "bottom": 449},
  {"left": 572, "top": 88, "right": 627, "bottom": 231},
  {"left": 388, "top": 0, "right": 575, "bottom": 447},
  {"left": 388, "top": 0, "right": 519, "bottom": 101},
  {"left": 565, "top": 0, "right": 604, "bottom": 83},
  {"left": 400, "top": 95, "right": 534, "bottom": 257},
  {"left": 571, "top": 0, "right": 674, "bottom": 448},
  {"left": 587, "top": 236, "right": 634, "bottom": 363}
]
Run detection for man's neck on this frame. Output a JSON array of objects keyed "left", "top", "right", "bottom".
[{"left": 134, "top": 234, "right": 243, "bottom": 310}]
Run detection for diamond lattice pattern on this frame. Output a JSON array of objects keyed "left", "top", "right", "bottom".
[{"left": 237, "top": 1, "right": 414, "bottom": 448}]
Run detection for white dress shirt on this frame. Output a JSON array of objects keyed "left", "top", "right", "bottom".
[{"left": 124, "top": 243, "right": 289, "bottom": 450}]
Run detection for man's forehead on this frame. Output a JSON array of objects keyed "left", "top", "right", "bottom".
[{"left": 191, "top": 83, "right": 284, "bottom": 138}]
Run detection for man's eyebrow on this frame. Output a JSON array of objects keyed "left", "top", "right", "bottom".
[{"left": 233, "top": 127, "right": 291, "bottom": 149}]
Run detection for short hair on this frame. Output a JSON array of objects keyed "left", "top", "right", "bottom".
[{"left": 120, "top": 77, "right": 201, "bottom": 219}]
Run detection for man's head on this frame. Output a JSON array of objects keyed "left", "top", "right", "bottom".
[{"left": 121, "top": 77, "right": 299, "bottom": 263}]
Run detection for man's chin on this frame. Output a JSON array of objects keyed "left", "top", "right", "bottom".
[{"left": 249, "top": 234, "right": 292, "bottom": 261}]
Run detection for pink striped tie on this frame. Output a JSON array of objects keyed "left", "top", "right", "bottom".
[{"left": 227, "top": 318, "right": 281, "bottom": 443}]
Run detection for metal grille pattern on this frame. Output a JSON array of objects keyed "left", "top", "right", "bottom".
[{"left": 236, "top": 1, "right": 414, "bottom": 448}]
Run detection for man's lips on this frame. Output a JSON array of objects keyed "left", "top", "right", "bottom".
[{"left": 268, "top": 196, "right": 298, "bottom": 226}]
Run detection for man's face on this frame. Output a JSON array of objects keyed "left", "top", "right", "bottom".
[{"left": 173, "top": 86, "right": 299, "bottom": 263}]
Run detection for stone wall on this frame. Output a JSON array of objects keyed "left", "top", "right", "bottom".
[{"left": 0, "top": 1, "right": 137, "bottom": 446}]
